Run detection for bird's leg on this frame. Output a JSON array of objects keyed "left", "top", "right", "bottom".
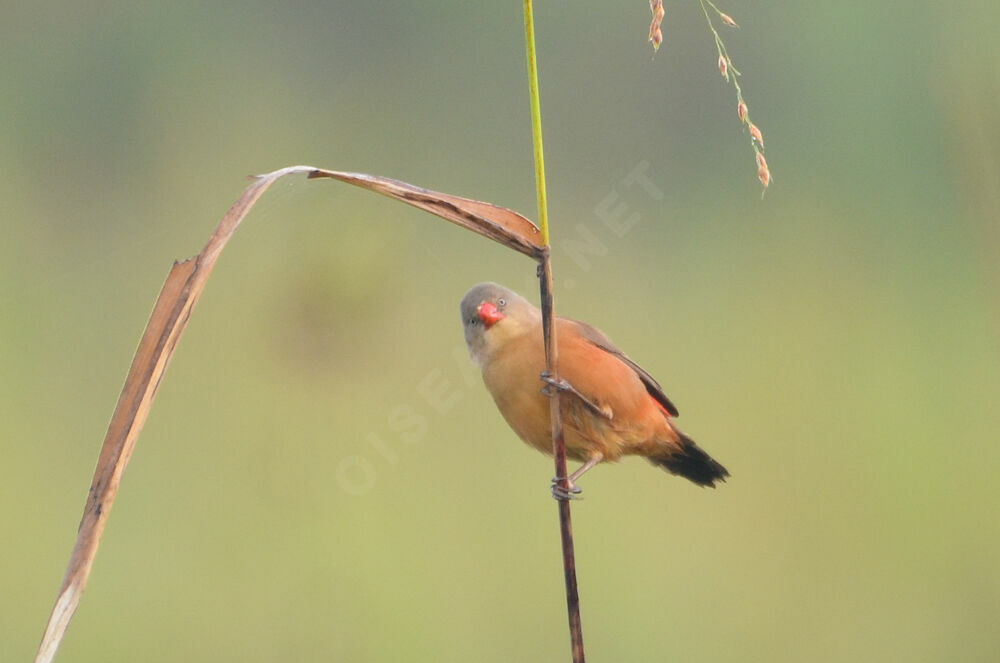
[
  {"left": 551, "top": 454, "right": 604, "bottom": 500},
  {"left": 540, "top": 371, "right": 613, "bottom": 420}
]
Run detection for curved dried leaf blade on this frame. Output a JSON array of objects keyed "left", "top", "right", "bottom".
[
  {"left": 35, "top": 165, "right": 542, "bottom": 663},
  {"left": 307, "top": 169, "right": 544, "bottom": 258},
  {"left": 34, "top": 166, "right": 299, "bottom": 663}
]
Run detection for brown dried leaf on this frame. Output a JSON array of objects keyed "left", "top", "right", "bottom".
[
  {"left": 306, "top": 168, "right": 544, "bottom": 258},
  {"left": 35, "top": 165, "right": 542, "bottom": 663}
]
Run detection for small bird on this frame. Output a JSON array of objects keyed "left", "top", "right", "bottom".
[{"left": 461, "top": 282, "right": 728, "bottom": 496}]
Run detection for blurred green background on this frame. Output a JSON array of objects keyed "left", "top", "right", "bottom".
[{"left": 3, "top": 1, "right": 998, "bottom": 661}]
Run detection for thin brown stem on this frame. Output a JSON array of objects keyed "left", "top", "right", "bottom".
[{"left": 538, "top": 252, "right": 585, "bottom": 663}]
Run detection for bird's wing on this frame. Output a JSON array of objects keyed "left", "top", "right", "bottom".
[{"left": 568, "top": 318, "right": 680, "bottom": 417}]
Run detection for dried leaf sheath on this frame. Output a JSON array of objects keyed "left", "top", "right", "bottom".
[{"left": 35, "top": 165, "right": 543, "bottom": 663}]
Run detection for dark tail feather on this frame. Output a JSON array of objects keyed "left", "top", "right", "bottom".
[{"left": 649, "top": 431, "right": 729, "bottom": 487}]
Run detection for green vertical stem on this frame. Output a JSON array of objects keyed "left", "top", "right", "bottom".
[
  {"left": 523, "top": 0, "right": 550, "bottom": 246},
  {"left": 523, "top": 2, "right": 585, "bottom": 661}
]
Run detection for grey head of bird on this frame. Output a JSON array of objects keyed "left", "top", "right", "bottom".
[{"left": 460, "top": 282, "right": 541, "bottom": 365}]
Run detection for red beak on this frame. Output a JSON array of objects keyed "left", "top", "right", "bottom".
[{"left": 477, "top": 301, "right": 506, "bottom": 328}]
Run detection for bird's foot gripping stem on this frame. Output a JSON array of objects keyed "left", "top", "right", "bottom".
[
  {"left": 550, "top": 455, "right": 603, "bottom": 500},
  {"left": 540, "top": 371, "right": 613, "bottom": 420},
  {"left": 551, "top": 476, "right": 584, "bottom": 501}
]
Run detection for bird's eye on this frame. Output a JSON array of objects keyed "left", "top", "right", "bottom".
[{"left": 497, "top": 298, "right": 507, "bottom": 307}]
